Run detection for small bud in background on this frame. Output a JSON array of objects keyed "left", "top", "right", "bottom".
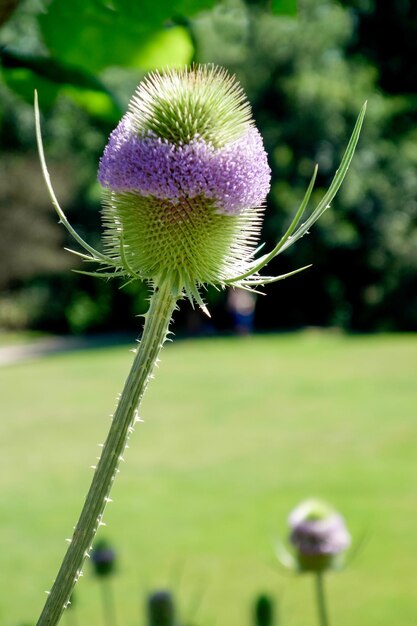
[
  {"left": 91, "top": 538, "right": 117, "bottom": 578},
  {"left": 288, "top": 499, "right": 351, "bottom": 573},
  {"left": 91, "top": 539, "right": 118, "bottom": 626},
  {"left": 254, "top": 594, "right": 276, "bottom": 626},
  {"left": 147, "top": 590, "right": 177, "bottom": 626}
]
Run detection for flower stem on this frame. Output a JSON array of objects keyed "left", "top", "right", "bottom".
[
  {"left": 36, "top": 280, "right": 178, "bottom": 626},
  {"left": 314, "top": 572, "right": 330, "bottom": 626},
  {"left": 100, "top": 580, "right": 117, "bottom": 626}
]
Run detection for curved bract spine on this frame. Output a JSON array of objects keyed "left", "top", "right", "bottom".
[{"left": 227, "top": 101, "right": 367, "bottom": 288}]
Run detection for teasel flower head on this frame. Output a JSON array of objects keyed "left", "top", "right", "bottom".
[
  {"left": 97, "top": 65, "right": 271, "bottom": 307},
  {"left": 287, "top": 499, "right": 351, "bottom": 573},
  {"left": 35, "top": 66, "right": 366, "bottom": 312}
]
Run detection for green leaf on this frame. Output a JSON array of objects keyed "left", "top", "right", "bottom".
[
  {"left": 61, "top": 87, "right": 121, "bottom": 122},
  {"left": 0, "top": 48, "right": 121, "bottom": 118},
  {"left": 38, "top": 0, "right": 214, "bottom": 73},
  {"left": 38, "top": 0, "right": 149, "bottom": 72},
  {"left": 2, "top": 67, "right": 60, "bottom": 108},
  {"left": 0, "top": 48, "right": 110, "bottom": 91},
  {"left": 130, "top": 26, "right": 193, "bottom": 70},
  {"left": 271, "top": 0, "right": 297, "bottom": 16}
]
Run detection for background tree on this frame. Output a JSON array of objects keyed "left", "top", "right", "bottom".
[{"left": 0, "top": 0, "right": 415, "bottom": 332}]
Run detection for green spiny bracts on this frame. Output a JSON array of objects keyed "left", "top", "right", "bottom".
[
  {"left": 101, "top": 190, "right": 264, "bottom": 297},
  {"left": 129, "top": 65, "right": 253, "bottom": 147}
]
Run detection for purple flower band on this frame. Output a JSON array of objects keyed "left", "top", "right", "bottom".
[
  {"left": 289, "top": 513, "right": 351, "bottom": 556},
  {"left": 98, "top": 117, "right": 271, "bottom": 215}
]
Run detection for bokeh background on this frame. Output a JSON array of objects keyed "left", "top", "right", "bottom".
[
  {"left": 1, "top": 0, "right": 417, "bottom": 335},
  {"left": 1, "top": 1, "right": 417, "bottom": 626}
]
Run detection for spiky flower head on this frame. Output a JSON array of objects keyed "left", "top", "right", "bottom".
[
  {"left": 35, "top": 68, "right": 366, "bottom": 309},
  {"left": 98, "top": 65, "right": 271, "bottom": 302},
  {"left": 288, "top": 499, "right": 351, "bottom": 573}
]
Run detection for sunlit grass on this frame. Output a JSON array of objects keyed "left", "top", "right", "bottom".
[{"left": 1, "top": 332, "right": 417, "bottom": 626}]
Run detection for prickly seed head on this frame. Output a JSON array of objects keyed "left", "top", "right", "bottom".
[{"left": 98, "top": 65, "right": 271, "bottom": 296}]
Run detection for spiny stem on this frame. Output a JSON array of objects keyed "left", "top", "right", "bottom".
[
  {"left": 315, "top": 572, "right": 330, "bottom": 626},
  {"left": 36, "top": 280, "right": 178, "bottom": 626}
]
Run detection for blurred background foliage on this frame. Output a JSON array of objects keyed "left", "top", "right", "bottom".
[{"left": 0, "top": 0, "right": 416, "bottom": 334}]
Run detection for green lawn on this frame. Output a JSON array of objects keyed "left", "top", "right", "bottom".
[
  {"left": 1, "top": 332, "right": 417, "bottom": 626},
  {"left": 0, "top": 330, "right": 47, "bottom": 346}
]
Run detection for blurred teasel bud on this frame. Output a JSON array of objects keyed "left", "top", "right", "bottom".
[
  {"left": 147, "top": 590, "right": 176, "bottom": 626},
  {"left": 90, "top": 538, "right": 116, "bottom": 577},
  {"left": 98, "top": 64, "right": 271, "bottom": 305},
  {"left": 254, "top": 594, "right": 276, "bottom": 626},
  {"left": 288, "top": 499, "right": 351, "bottom": 573}
]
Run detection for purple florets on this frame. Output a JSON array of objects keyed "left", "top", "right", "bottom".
[
  {"left": 98, "top": 117, "right": 271, "bottom": 215},
  {"left": 289, "top": 512, "right": 351, "bottom": 556}
]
